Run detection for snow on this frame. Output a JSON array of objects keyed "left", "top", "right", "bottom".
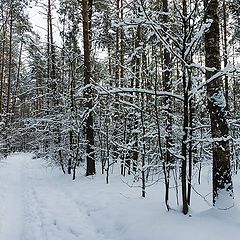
[
  {"left": 98, "top": 87, "right": 184, "bottom": 101},
  {"left": 209, "top": 91, "right": 226, "bottom": 109},
  {"left": 0, "top": 153, "right": 240, "bottom": 240},
  {"left": 214, "top": 187, "right": 234, "bottom": 210}
]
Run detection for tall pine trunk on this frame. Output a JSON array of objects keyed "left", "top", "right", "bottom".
[
  {"left": 6, "top": 8, "right": 13, "bottom": 114},
  {"left": 82, "top": 0, "right": 95, "bottom": 175},
  {"left": 204, "top": 0, "right": 233, "bottom": 208}
]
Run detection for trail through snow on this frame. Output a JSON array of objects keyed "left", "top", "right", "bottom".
[
  {"left": 0, "top": 153, "right": 105, "bottom": 240},
  {"left": 0, "top": 153, "right": 240, "bottom": 240}
]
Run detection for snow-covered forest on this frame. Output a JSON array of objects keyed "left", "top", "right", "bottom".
[{"left": 1, "top": 0, "right": 240, "bottom": 239}]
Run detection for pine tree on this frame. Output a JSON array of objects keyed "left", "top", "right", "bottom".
[
  {"left": 204, "top": 0, "right": 233, "bottom": 207},
  {"left": 82, "top": 0, "right": 95, "bottom": 175}
]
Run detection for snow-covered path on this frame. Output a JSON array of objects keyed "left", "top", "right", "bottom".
[
  {"left": 1, "top": 153, "right": 240, "bottom": 240},
  {"left": 0, "top": 154, "right": 24, "bottom": 239},
  {"left": 0, "top": 153, "right": 105, "bottom": 240}
]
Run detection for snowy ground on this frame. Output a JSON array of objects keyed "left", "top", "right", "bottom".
[{"left": 0, "top": 153, "right": 240, "bottom": 240}]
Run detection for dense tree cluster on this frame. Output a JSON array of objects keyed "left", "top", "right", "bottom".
[{"left": 1, "top": 0, "right": 240, "bottom": 214}]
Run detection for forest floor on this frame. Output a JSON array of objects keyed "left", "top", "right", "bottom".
[{"left": 0, "top": 153, "right": 240, "bottom": 240}]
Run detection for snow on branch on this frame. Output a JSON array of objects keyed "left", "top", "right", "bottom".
[
  {"left": 189, "top": 64, "right": 236, "bottom": 98},
  {"left": 98, "top": 87, "right": 184, "bottom": 101}
]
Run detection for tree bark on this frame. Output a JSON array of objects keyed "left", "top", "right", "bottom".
[
  {"left": 0, "top": 15, "right": 6, "bottom": 114},
  {"left": 47, "top": 0, "right": 57, "bottom": 106},
  {"left": 162, "top": 0, "right": 172, "bottom": 212},
  {"left": 223, "top": 0, "right": 229, "bottom": 111},
  {"left": 181, "top": 0, "right": 189, "bottom": 215},
  {"left": 204, "top": 0, "right": 233, "bottom": 207},
  {"left": 12, "top": 41, "right": 23, "bottom": 114},
  {"left": 6, "top": 8, "right": 13, "bottom": 113},
  {"left": 82, "top": 0, "right": 95, "bottom": 175}
]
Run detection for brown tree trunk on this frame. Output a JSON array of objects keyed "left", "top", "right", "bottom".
[
  {"left": 82, "top": 0, "right": 95, "bottom": 175},
  {"left": 181, "top": 0, "right": 189, "bottom": 215},
  {"left": 0, "top": 27, "right": 6, "bottom": 114},
  {"left": 223, "top": 0, "right": 229, "bottom": 111},
  {"left": 204, "top": 0, "right": 233, "bottom": 207},
  {"left": 6, "top": 8, "right": 13, "bottom": 113},
  {"left": 12, "top": 41, "right": 23, "bottom": 115},
  {"left": 120, "top": 0, "right": 124, "bottom": 87},
  {"left": 47, "top": 0, "right": 57, "bottom": 106},
  {"left": 115, "top": 0, "right": 120, "bottom": 86}
]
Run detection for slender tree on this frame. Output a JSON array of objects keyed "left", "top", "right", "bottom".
[
  {"left": 6, "top": 7, "right": 13, "bottom": 113},
  {"left": 82, "top": 0, "right": 95, "bottom": 175},
  {"left": 162, "top": 0, "right": 172, "bottom": 211}
]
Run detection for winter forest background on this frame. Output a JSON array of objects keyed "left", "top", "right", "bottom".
[{"left": 1, "top": 0, "right": 240, "bottom": 224}]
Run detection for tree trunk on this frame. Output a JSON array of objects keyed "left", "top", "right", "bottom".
[
  {"left": 223, "top": 0, "right": 229, "bottom": 111},
  {"left": 115, "top": 0, "right": 120, "bottom": 86},
  {"left": 162, "top": 0, "right": 172, "bottom": 212},
  {"left": 82, "top": 0, "right": 95, "bottom": 175},
  {"left": 12, "top": 41, "right": 23, "bottom": 114},
  {"left": 204, "top": 0, "right": 233, "bottom": 208},
  {"left": 0, "top": 21, "right": 6, "bottom": 114},
  {"left": 181, "top": 0, "right": 189, "bottom": 215},
  {"left": 6, "top": 8, "right": 13, "bottom": 113},
  {"left": 120, "top": 0, "right": 124, "bottom": 87},
  {"left": 47, "top": 0, "right": 57, "bottom": 105}
]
